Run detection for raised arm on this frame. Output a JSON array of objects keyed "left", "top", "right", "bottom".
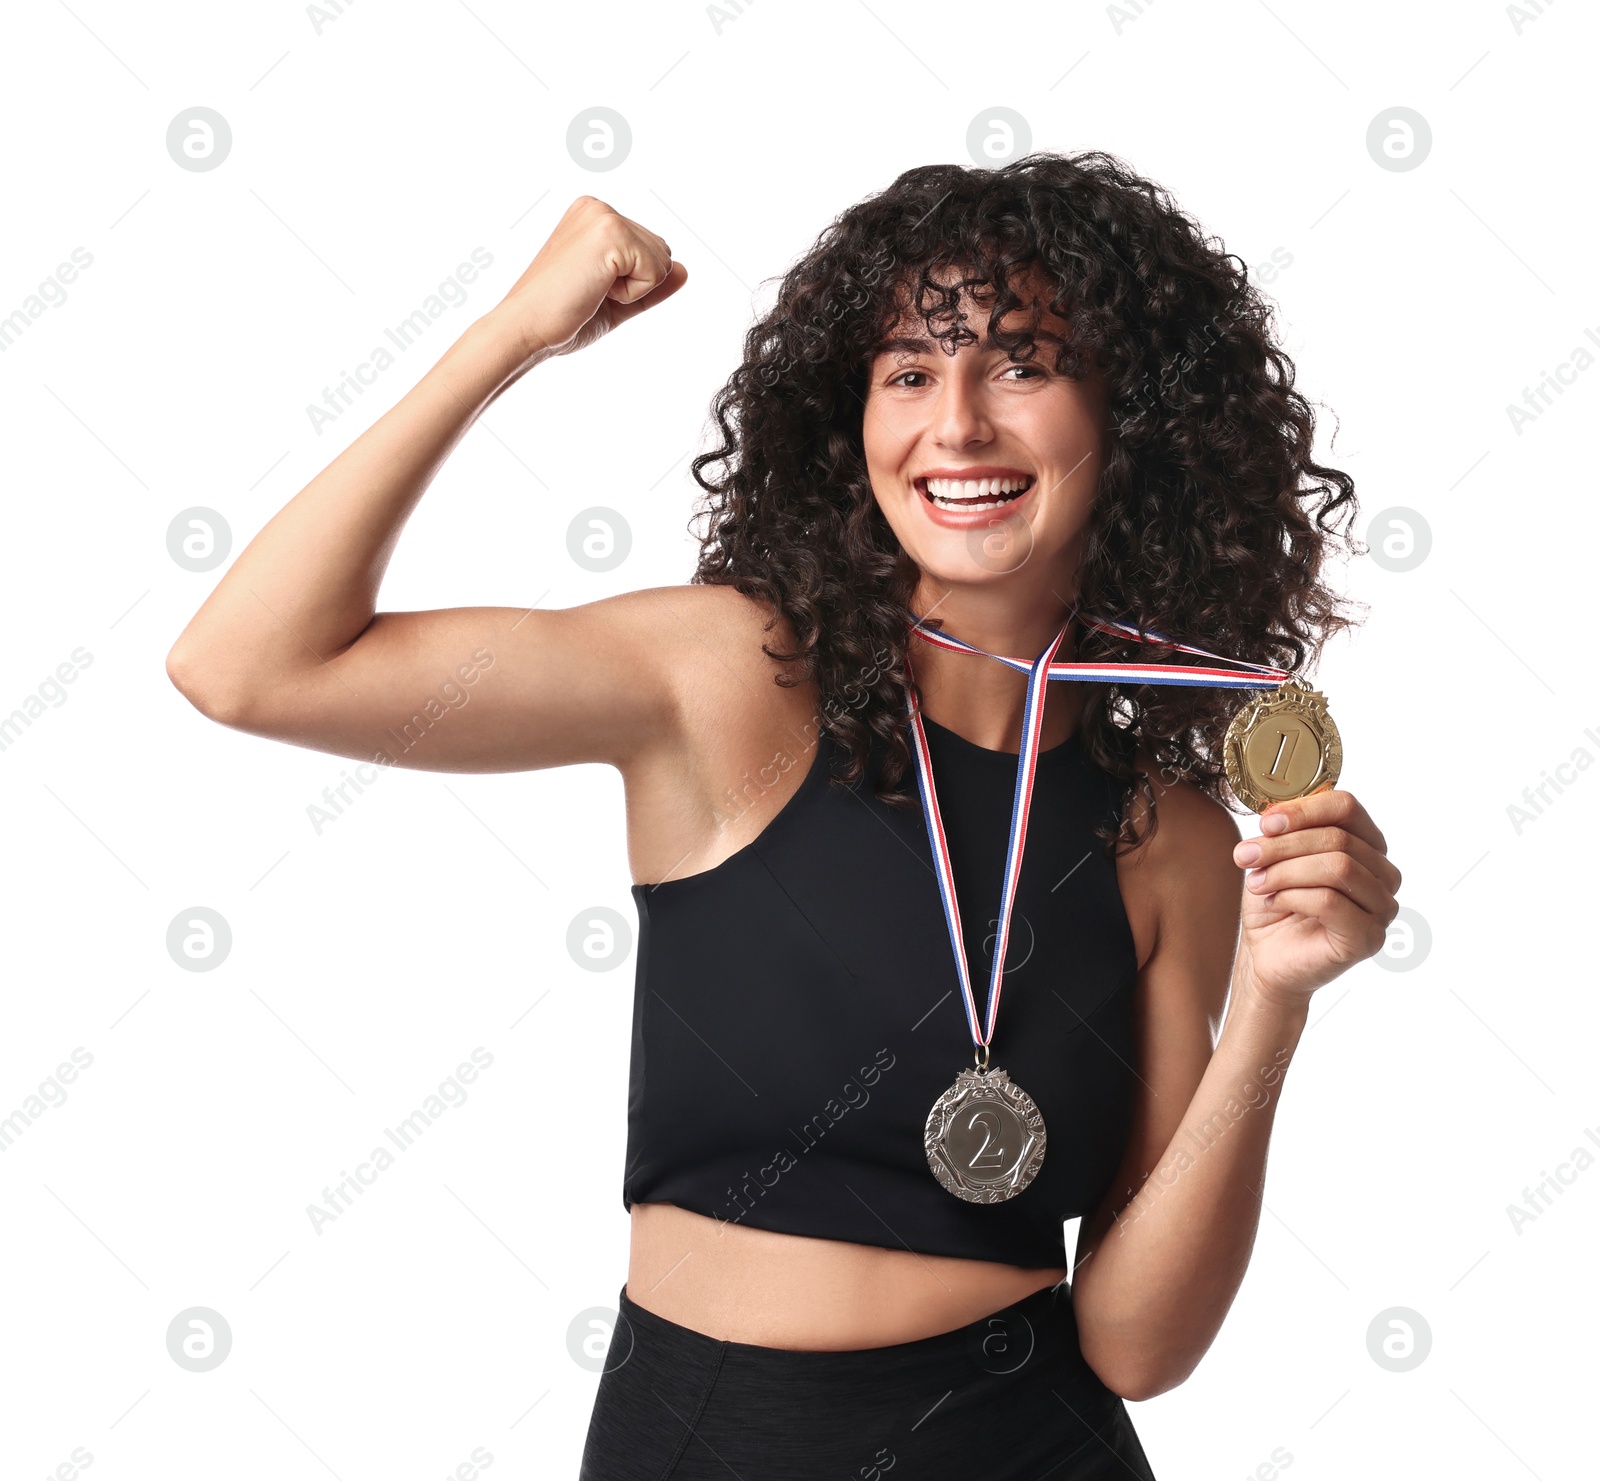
[{"left": 165, "top": 196, "right": 690, "bottom": 774}]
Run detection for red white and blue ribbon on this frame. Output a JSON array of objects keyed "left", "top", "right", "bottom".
[
  {"left": 905, "top": 611, "right": 1288, "bottom": 1053},
  {"left": 909, "top": 612, "right": 1289, "bottom": 690},
  {"left": 907, "top": 623, "right": 1070, "bottom": 1051}
]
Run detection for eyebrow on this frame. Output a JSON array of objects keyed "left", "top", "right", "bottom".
[{"left": 872, "top": 331, "right": 1048, "bottom": 358}]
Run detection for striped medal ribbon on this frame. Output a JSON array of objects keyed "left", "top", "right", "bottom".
[
  {"left": 909, "top": 611, "right": 1343, "bottom": 813},
  {"left": 910, "top": 611, "right": 1290, "bottom": 689}
]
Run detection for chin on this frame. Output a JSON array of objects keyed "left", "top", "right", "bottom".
[{"left": 901, "top": 517, "right": 1043, "bottom": 586}]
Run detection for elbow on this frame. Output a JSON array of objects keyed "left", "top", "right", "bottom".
[
  {"left": 1097, "top": 1363, "right": 1190, "bottom": 1404},
  {"left": 1078, "top": 1327, "right": 1200, "bottom": 1403},
  {"left": 165, "top": 641, "right": 257, "bottom": 729}
]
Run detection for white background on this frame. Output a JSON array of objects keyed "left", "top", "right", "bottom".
[{"left": 2, "top": 1, "right": 1595, "bottom": 1477}]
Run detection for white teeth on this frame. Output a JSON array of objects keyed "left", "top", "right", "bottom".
[{"left": 922, "top": 475, "right": 1032, "bottom": 505}]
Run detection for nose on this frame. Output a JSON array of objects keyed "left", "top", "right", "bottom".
[{"left": 929, "top": 368, "right": 994, "bottom": 450}]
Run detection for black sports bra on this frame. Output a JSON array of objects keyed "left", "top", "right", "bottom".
[{"left": 622, "top": 713, "right": 1140, "bottom": 1268}]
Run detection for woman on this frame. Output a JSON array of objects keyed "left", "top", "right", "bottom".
[{"left": 167, "top": 152, "right": 1401, "bottom": 1477}]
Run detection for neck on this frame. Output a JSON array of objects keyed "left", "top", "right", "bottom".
[
  {"left": 911, "top": 576, "right": 1079, "bottom": 660},
  {"left": 908, "top": 577, "right": 1086, "bottom": 754}
]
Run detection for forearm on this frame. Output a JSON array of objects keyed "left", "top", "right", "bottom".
[
  {"left": 167, "top": 311, "right": 535, "bottom": 702},
  {"left": 1072, "top": 960, "right": 1310, "bottom": 1398}
]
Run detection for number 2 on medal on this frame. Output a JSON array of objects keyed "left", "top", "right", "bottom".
[{"left": 966, "top": 1109, "right": 1006, "bottom": 1169}]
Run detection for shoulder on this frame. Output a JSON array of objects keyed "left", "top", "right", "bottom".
[
  {"left": 555, "top": 582, "right": 800, "bottom": 691},
  {"left": 583, "top": 581, "right": 815, "bottom": 760},
  {"left": 1114, "top": 744, "right": 1244, "bottom": 977},
  {"left": 596, "top": 581, "right": 794, "bottom": 653}
]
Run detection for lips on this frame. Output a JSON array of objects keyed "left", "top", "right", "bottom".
[{"left": 913, "top": 472, "right": 1036, "bottom": 529}]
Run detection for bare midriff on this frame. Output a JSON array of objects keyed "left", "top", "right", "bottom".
[{"left": 627, "top": 1201, "right": 1068, "bottom": 1351}]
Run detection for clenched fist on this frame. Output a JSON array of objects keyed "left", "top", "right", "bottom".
[{"left": 489, "top": 195, "right": 687, "bottom": 367}]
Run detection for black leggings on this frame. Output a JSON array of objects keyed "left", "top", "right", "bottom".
[{"left": 578, "top": 1279, "right": 1158, "bottom": 1480}]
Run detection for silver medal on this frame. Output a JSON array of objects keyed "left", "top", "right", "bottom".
[{"left": 924, "top": 1058, "right": 1048, "bottom": 1203}]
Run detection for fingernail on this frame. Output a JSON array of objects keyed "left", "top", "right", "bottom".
[
  {"left": 1234, "top": 841, "right": 1261, "bottom": 865},
  {"left": 1246, "top": 867, "right": 1268, "bottom": 889},
  {"left": 1262, "top": 813, "right": 1288, "bottom": 835}
]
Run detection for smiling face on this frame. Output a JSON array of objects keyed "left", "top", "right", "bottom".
[{"left": 861, "top": 265, "right": 1107, "bottom": 611}]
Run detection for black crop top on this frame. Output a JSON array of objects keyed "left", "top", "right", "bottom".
[{"left": 622, "top": 714, "right": 1140, "bottom": 1268}]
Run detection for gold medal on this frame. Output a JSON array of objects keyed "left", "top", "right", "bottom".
[{"left": 1223, "top": 679, "right": 1342, "bottom": 813}]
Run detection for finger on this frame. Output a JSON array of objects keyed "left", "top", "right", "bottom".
[
  {"left": 607, "top": 259, "right": 688, "bottom": 324},
  {"left": 616, "top": 210, "right": 673, "bottom": 268},
  {"left": 606, "top": 257, "right": 672, "bottom": 305},
  {"left": 1235, "top": 825, "right": 1401, "bottom": 896},
  {"left": 1243, "top": 850, "right": 1396, "bottom": 921},
  {"left": 1260, "top": 788, "right": 1387, "bottom": 855},
  {"left": 1253, "top": 885, "right": 1392, "bottom": 959},
  {"left": 620, "top": 220, "right": 675, "bottom": 287}
]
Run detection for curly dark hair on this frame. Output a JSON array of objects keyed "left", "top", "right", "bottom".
[{"left": 688, "top": 150, "right": 1365, "bottom": 854}]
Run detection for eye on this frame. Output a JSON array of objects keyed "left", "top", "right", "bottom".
[
  {"left": 887, "top": 368, "right": 929, "bottom": 388},
  {"left": 1001, "top": 361, "right": 1045, "bottom": 380}
]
